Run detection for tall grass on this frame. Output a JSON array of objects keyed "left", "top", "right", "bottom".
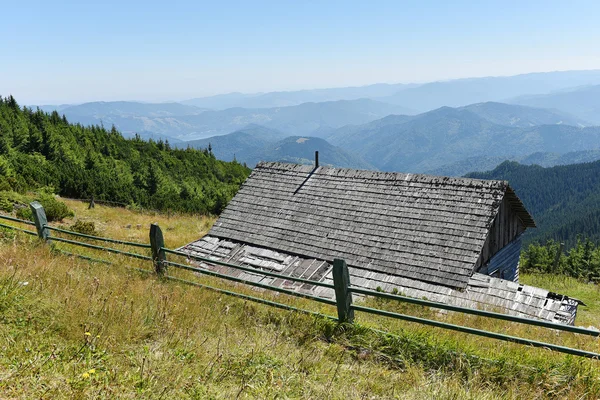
[{"left": 0, "top": 199, "right": 599, "bottom": 399}]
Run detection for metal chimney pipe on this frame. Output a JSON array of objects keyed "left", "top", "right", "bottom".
[{"left": 315, "top": 151, "right": 319, "bottom": 168}]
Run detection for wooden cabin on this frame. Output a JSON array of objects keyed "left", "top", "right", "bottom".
[{"left": 180, "top": 162, "right": 580, "bottom": 324}]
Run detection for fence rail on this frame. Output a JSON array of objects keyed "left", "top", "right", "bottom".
[
  {"left": 349, "top": 286, "right": 598, "bottom": 336},
  {"left": 0, "top": 214, "right": 36, "bottom": 226},
  {"left": 46, "top": 226, "right": 152, "bottom": 249},
  {"left": 1, "top": 201, "right": 599, "bottom": 360},
  {"left": 50, "top": 236, "right": 153, "bottom": 261},
  {"left": 163, "top": 247, "right": 335, "bottom": 289},
  {"left": 350, "top": 304, "right": 600, "bottom": 359},
  {"left": 0, "top": 222, "right": 37, "bottom": 235},
  {"left": 164, "top": 259, "right": 337, "bottom": 306}
]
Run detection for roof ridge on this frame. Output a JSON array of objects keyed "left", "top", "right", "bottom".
[{"left": 255, "top": 161, "right": 508, "bottom": 187}]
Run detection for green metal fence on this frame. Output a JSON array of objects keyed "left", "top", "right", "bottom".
[{"left": 1, "top": 201, "right": 599, "bottom": 359}]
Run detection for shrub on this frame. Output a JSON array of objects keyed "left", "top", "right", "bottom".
[
  {"left": 37, "top": 194, "right": 74, "bottom": 222},
  {"left": 0, "top": 226, "right": 15, "bottom": 240},
  {"left": 0, "top": 193, "right": 13, "bottom": 213},
  {"left": 0, "top": 190, "right": 31, "bottom": 213},
  {"left": 521, "top": 239, "right": 600, "bottom": 282},
  {"left": 70, "top": 220, "right": 99, "bottom": 236},
  {"left": 16, "top": 207, "right": 33, "bottom": 221}
]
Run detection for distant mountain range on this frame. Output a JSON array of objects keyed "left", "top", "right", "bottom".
[
  {"left": 37, "top": 101, "right": 206, "bottom": 117},
  {"left": 248, "top": 136, "right": 373, "bottom": 170},
  {"left": 37, "top": 98, "right": 411, "bottom": 142},
  {"left": 181, "top": 83, "right": 420, "bottom": 109},
  {"left": 510, "top": 84, "right": 600, "bottom": 124},
  {"left": 327, "top": 103, "right": 600, "bottom": 173},
  {"left": 427, "top": 150, "right": 600, "bottom": 177},
  {"left": 35, "top": 70, "right": 600, "bottom": 141},
  {"left": 180, "top": 70, "right": 600, "bottom": 112},
  {"left": 378, "top": 70, "right": 600, "bottom": 113},
  {"left": 186, "top": 125, "right": 288, "bottom": 162},
  {"left": 32, "top": 69, "right": 600, "bottom": 173},
  {"left": 458, "top": 102, "right": 587, "bottom": 127},
  {"left": 181, "top": 101, "right": 598, "bottom": 172},
  {"left": 185, "top": 125, "right": 373, "bottom": 170}
]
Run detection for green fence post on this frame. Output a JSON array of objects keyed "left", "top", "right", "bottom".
[
  {"left": 150, "top": 223, "right": 167, "bottom": 276},
  {"left": 30, "top": 201, "right": 49, "bottom": 241},
  {"left": 332, "top": 258, "right": 354, "bottom": 323}
]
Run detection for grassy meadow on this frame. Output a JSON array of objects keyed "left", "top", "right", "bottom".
[{"left": 0, "top": 199, "right": 600, "bottom": 399}]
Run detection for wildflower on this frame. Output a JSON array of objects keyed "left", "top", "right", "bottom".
[
  {"left": 84, "top": 332, "right": 91, "bottom": 336},
  {"left": 88, "top": 369, "right": 96, "bottom": 374},
  {"left": 82, "top": 372, "right": 90, "bottom": 379}
]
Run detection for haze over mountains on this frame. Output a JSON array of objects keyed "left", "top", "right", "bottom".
[
  {"left": 32, "top": 69, "right": 600, "bottom": 174},
  {"left": 181, "top": 83, "right": 420, "bottom": 109},
  {"left": 327, "top": 104, "right": 600, "bottom": 174},
  {"left": 186, "top": 125, "right": 373, "bottom": 170},
  {"left": 179, "top": 69, "right": 600, "bottom": 111},
  {"left": 510, "top": 84, "right": 600, "bottom": 124},
  {"left": 38, "top": 99, "right": 410, "bottom": 142}
]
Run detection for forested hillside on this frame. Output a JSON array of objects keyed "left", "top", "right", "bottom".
[
  {"left": 0, "top": 96, "right": 250, "bottom": 214},
  {"left": 185, "top": 125, "right": 374, "bottom": 169},
  {"left": 185, "top": 124, "right": 288, "bottom": 162},
  {"left": 466, "top": 160, "right": 600, "bottom": 248},
  {"left": 328, "top": 105, "right": 600, "bottom": 174},
  {"left": 244, "top": 136, "right": 374, "bottom": 169}
]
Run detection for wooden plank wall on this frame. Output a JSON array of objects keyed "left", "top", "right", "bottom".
[{"left": 476, "top": 197, "right": 525, "bottom": 270}]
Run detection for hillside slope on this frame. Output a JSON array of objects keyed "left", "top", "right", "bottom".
[
  {"left": 467, "top": 160, "right": 600, "bottom": 247},
  {"left": 246, "top": 136, "right": 374, "bottom": 169},
  {"left": 510, "top": 84, "right": 600, "bottom": 124},
  {"left": 185, "top": 125, "right": 288, "bottom": 163},
  {"left": 459, "top": 102, "right": 587, "bottom": 127},
  {"left": 379, "top": 70, "right": 600, "bottom": 112},
  {"left": 426, "top": 149, "right": 600, "bottom": 177},
  {"left": 41, "top": 98, "right": 411, "bottom": 141},
  {"left": 0, "top": 95, "right": 249, "bottom": 214},
  {"left": 329, "top": 105, "right": 600, "bottom": 173},
  {"left": 1, "top": 200, "right": 599, "bottom": 398}
]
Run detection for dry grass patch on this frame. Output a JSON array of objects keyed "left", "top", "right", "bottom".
[
  {"left": 1, "top": 203, "right": 600, "bottom": 399},
  {"left": 58, "top": 198, "right": 214, "bottom": 248}
]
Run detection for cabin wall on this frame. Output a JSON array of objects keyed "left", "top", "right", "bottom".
[
  {"left": 477, "top": 235, "right": 522, "bottom": 281},
  {"left": 476, "top": 197, "right": 526, "bottom": 276}
]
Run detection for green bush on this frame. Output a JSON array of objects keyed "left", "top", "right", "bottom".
[
  {"left": 69, "top": 220, "right": 99, "bottom": 236},
  {"left": 0, "top": 226, "right": 16, "bottom": 240},
  {"left": 37, "top": 194, "right": 74, "bottom": 222},
  {"left": 0, "top": 190, "right": 31, "bottom": 213},
  {"left": 0, "top": 189, "right": 73, "bottom": 222},
  {"left": 16, "top": 207, "right": 33, "bottom": 221},
  {"left": 521, "top": 238, "right": 600, "bottom": 282},
  {"left": 0, "top": 194, "right": 13, "bottom": 213}
]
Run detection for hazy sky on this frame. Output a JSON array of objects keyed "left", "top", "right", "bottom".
[{"left": 2, "top": 0, "right": 600, "bottom": 104}]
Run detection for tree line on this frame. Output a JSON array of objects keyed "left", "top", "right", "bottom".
[
  {"left": 521, "top": 239, "right": 600, "bottom": 283},
  {"left": 0, "top": 95, "right": 250, "bottom": 215},
  {"left": 467, "top": 160, "right": 600, "bottom": 249}
]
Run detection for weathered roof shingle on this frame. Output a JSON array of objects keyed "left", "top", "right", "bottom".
[{"left": 209, "top": 162, "right": 532, "bottom": 289}]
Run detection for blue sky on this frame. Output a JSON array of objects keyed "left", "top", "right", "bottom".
[{"left": 2, "top": 0, "right": 599, "bottom": 104}]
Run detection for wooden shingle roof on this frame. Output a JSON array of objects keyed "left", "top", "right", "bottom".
[
  {"left": 179, "top": 236, "right": 576, "bottom": 325},
  {"left": 209, "top": 162, "right": 534, "bottom": 290}
]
